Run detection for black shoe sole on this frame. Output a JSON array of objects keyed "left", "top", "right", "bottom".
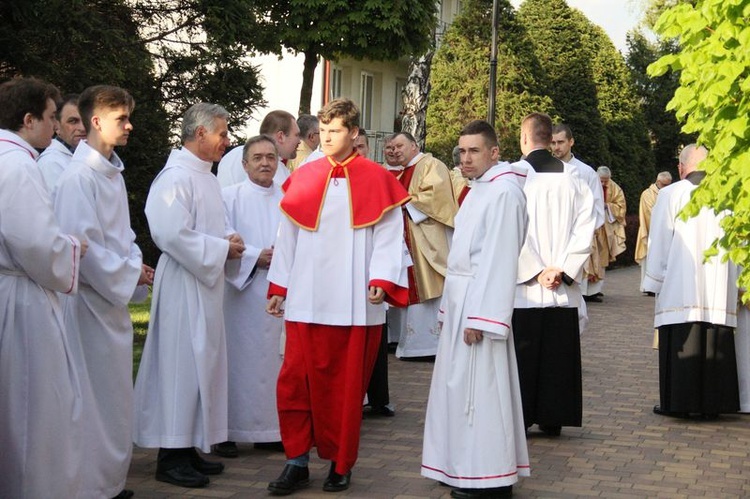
[
  {"left": 155, "top": 472, "right": 209, "bottom": 488},
  {"left": 268, "top": 479, "right": 310, "bottom": 495}
]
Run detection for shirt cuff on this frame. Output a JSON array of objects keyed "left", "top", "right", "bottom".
[
  {"left": 267, "top": 282, "right": 287, "bottom": 299},
  {"left": 370, "top": 279, "right": 408, "bottom": 308}
]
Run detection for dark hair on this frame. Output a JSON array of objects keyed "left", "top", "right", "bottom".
[
  {"left": 260, "top": 110, "right": 295, "bottom": 135},
  {"left": 317, "top": 98, "right": 360, "bottom": 130},
  {"left": 522, "top": 112, "right": 553, "bottom": 145},
  {"left": 552, "top": 123, "right": 573, "bottom": 140},
  {"left": 56, "top": 94, "right": 80, "bottom": 121},
  {"left": 0, "top": 77, "right": 61, "bottom": 131},
  {"left": 78, "top": 85, "right": 134, "bottom": 134},
  {"left": 358, "top": 128, "right": 369, "bottom": 145},
  {"left": 459, "top": 120, "right": 499, "bottom": 148},
  {"left": 242, "top": 134, "right": 278, "bottom": 159}
]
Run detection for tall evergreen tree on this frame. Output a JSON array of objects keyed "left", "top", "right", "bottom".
[
  {"left": 518, "top": 0, "right": 654, "bottom": 209},
  {"left": 426, "top": 0, "right": 556, "bottom": 163},
  {"left": 585, "top": 22, "right": 655, "bottom": 207},
  {"left": 627, "top": 31, "right": 694, "bottom": 176},
  {"left": 517, "top": 0, "right": 608, "bottom": 166},
  {"left": 0, "top": 0, "right": 171, "bottom": 264}
]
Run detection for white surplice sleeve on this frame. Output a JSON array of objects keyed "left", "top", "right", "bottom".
[
  {"left": 145, "top": 171, "right": 229, "bottom": 287},
  {"left": 369, "top": 207, "right": 407, "bottom": 287},
  {"left": 557, "top": 175, "right": 596, "bottom": 281},
  {"left": 267, "top": 214, "right": 299, "bottom": 291},
  {"left": 0, "top": 154, "right": 81, "bottom": 294},
  {"left": 643, "top": 187, "right": 674, "bottom": 294},
  {"left": 465, "top": 187, "right": 527, "bottom": 339},
  {"left": 55, "top": 173, "right": 141, "bottom": 307}
]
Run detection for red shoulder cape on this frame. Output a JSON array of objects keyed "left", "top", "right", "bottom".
[{"left": 279, "top": 153, "right": 411, "bottom": 231}]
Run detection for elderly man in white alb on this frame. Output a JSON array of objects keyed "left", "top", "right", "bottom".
[
  {"left": 212, "top": 135, "right": 286, "bottom": 459},
  {"left": 216, "top": 109, "right": 301, "bottom": 187},
  {"left": 644, "top": 144, "right": 740, "bottom": 419},
  {"left": 55, "top": 85, "right": 154, "bottom": 499},
  {"left": 133, "top": 102, "right": 246, "bottom": 489}
]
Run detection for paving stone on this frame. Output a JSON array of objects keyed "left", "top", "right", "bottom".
[{"left": 127, "top": 267, "right": 750, "bottom": 497}]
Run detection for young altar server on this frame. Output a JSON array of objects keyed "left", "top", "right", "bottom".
[
  {"left": 55, "top": 85, "right": 153, "bottom": 499},
  {"left": 265, "top": 98, "right": 410, "bottom": 494},
  {"left": 0, "top": 77, "right": 87, "bottom": 499}
]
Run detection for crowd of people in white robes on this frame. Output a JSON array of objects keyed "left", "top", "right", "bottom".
[{"left": 2, "top": 72, "right": 748, "bottom": 499}]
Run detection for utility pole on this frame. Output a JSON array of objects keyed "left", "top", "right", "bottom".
[{"left": 487, "top": 0, "right": 499, "bottom": 127}]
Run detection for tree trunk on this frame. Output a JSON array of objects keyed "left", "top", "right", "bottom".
[
  {"left": 401, "top": 51, "right": 433, "bottom": 151},
  {"left": 298, "top": 48, "right": 318, "bottom": 115}
]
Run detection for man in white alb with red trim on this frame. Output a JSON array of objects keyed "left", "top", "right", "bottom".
[{"left": 422, "top": 120, "right": 530, "bottom": 499}]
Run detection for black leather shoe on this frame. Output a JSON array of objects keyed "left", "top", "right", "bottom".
[
  {"left": 111, "top": 490, "right": 134, "bottom": 499},
  {"left": 583, "top": 295, "right": 602, "bottom": 303},
  {"left": 268, "top": 464, "right": 310, "bottom": 495},
  {"left": 155, "top": 463, "right": 209, "bottom": 488},
  {"left": 254, "top": 441, "right": 285, "bottom": 452},
  {"left": 653, "top": 405, "right": 690, "bottom": 419},
  {"left": 190, "top": 448, "right": 224, "bottom": 475},
  {"left": 364, "top": 405, "right": 395, "bottom": 417},
  {"left": 450, "top": 486, "right": 513, "bottom": 498},
  {"left": 212, "top": 441, "right": 239, "bottom": 458},
  {"left": 323, "top": 462, "right": 351, "bottom": 492},
  {"left": 539, "top": 425, "right": 561, "bottom": 436}
]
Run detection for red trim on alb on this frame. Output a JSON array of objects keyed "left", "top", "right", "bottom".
[
  {"left": 489, "top": 171, "right": 526, "bottom": 182},
  {"left": 0, "top": 138, "right": 35, "bottom": 159},
  {"left": 466, "top": 316, "right": 510, "bottom": 329},
  {"left": 421, "top": 464, "right": 529, "bottom": 480}
]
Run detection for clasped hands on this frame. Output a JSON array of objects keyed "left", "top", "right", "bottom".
[
  {"left": 226, "top": 233, "right": 246, "bottom": 259},
  {"left": 537, "top": 266, "right": 564, "bottom": 290}
]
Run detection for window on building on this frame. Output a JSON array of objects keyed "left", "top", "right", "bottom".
[
  {"left": 360, "top": 71, "right": 374, "bottom": 130},
  {"left": 331, "top": 67, "right": 343, "bottom": 100}
]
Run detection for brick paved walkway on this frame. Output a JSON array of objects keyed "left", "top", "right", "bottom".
[{"left": 127, "top": 267, "right": 750, "bottom": 498}]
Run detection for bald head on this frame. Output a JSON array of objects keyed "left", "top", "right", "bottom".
[{"left": 678, "top": 144, "right": 708, "bottom": 179}]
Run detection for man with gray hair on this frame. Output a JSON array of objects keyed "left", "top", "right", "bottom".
[
  {"left": 644, "top": 144, "right": 740, "bottom": 419},
  {"left": 635, "top": 171, "right": 673, "bottom": 293},
  {"left": 133, "top": 102, "right": 246, "bottom": 488},
  {"left": 287, "top": 114, "right": 319, "bottom": 170},
  {"left": 217, "top": 109, "right": 301, "bottom": 187},
  {"left": 585, "top": 166, "right": 627, "bottom": 302}
]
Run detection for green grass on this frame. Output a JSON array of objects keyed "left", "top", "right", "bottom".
[{"left": 130, "top": 297, "right": 151, "bottom": 381}]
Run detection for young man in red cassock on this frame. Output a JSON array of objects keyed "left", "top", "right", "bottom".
[{"left": 265, "top": 98, "right": 410, "bottom": 495}]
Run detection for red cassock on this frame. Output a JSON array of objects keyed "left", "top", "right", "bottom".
[{"left": 268, "top": 152, "right": 410, "bottom": 475}]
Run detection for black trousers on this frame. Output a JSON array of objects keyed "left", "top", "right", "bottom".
[
  {"left": 366, "top": 323, "right": 390, "bottom": 406},
  {"left": 658, "top": 322, "right": 739, "bottom": 414},
  {"left": 512, "top": 307, "right": 582, "bottom": 427}
]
